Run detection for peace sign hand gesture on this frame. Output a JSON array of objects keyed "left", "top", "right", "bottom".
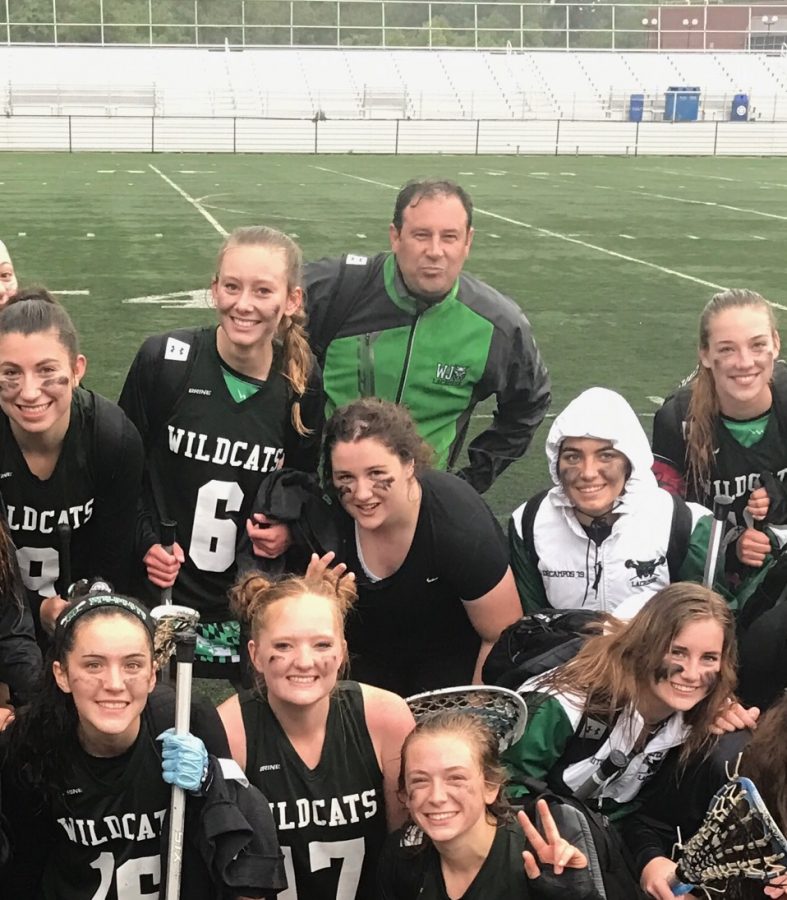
[{"left": 518, "top": 799, "right": 589, "bottom": 878}]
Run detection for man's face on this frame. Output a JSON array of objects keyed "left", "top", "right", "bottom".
[
  {"left": 389, "top": 193, "right": 473, "bottom": 301},
  {"left": 558, "top": 437, "right": 629, "bottom": 519}
]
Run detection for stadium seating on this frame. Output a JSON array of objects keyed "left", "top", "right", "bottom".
[{"left": 1, "top": 45, "right": 785, "bottom": 122}]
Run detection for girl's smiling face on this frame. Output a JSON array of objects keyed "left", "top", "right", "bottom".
[
  {"left": 642, "top": 618, "right": 724, "bottom": 722},
  {"left": 249, "top": 592, "right": 345, "bottom": 709},
  {"left": 53, "top": 614, "right": 156, "bottom": 755},
  {"left": 212, "top": 244, "right": 301, "bottom": 351},
  {"left": 0, "top": 328, "right": 85, "bottom": 437},
  {"left": 403, "top": 732, "right": 498, "bottom": 847},
  {"left": 700, "top": 306, "right": 780, "bottom": 417},
  {"left": 330, "top": 437, "right": 416, "bottom": 531}
]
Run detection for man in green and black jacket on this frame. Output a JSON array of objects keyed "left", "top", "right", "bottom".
[{"left": 304, "top": 178, "right": 551, "bottom": 495}]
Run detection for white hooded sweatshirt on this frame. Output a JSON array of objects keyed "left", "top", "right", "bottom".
[{"left": 510, "top": 387, "right": 709, "bottom": 618}]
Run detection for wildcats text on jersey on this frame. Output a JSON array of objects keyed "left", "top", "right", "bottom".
[
  {"left": 6, "top": 499, "right": 94, "bottom": 532},
  {"left": 269, "top": 790, "right": 378, "bottom": 831},
  {"left": 709, "top": 467, "right": 787, "bottom": 502},
  {"left": 167, "top": 425, "right": 284, "bottom": 473},
  {"left": 57, "top": 808, "right": 167, "bottom": 846}
]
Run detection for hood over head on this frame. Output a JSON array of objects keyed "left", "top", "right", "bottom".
[{"left": 546, "top": 387, "right": 656, "bottom": 499}]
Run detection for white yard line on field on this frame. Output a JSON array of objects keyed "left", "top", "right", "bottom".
[
  {"left": 632, "top": 167, "right": 736, "bottom": 183},
  {"left": 472, "top": 411, "right": 655, "bottom": 420},
  {"left": 148, "top": 165, "right": 228, "bottom": 237},
  {"left": 631, "top": 189, "right": 787, "bottom": 223}
]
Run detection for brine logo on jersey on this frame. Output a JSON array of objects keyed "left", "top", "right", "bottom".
[
  {"left": 269, "top": 790, "right": 378, "bottom": 831},
  {"left": 433, "top": 363, "right": 468, "bottom": 386},
  {"left": 167, "top": 426, "right": 284, "bottom": 473}
]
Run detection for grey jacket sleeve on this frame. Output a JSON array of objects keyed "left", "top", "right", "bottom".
[{"left": 458, "top": 316, "right": 551, "bottom": 494}]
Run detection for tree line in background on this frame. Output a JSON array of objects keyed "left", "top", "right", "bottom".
[{"left": 2, "top": 0, "right": 734, "bottom": 49}]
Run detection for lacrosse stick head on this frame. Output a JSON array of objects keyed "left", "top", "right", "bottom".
[
  {"left": 150, "top": 604, "right": 200, "bottom": 670},
  {"left": 405, "top": 685, "right": 528, "bottom": 752},
  {"left": 674, "top": 775, "right": 787, "bottom": 893}
]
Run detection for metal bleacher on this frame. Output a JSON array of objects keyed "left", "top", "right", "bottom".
[{"left": 1, "top": 45, "right": 785, "bottom": 124}]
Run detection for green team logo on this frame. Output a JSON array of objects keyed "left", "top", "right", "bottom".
[{"left": 434, "top": 363, "right": 468, "bottom": 386}]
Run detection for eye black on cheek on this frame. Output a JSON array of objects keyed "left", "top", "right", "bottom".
[
  {"left": 700, "top": 671, "right": 719, "bottom": 690},
  {"left": 41, "top": 376, "right": 70, "bottom": 389},
  {"left": 655, "top": 662, "right": 685, "bottom": 682}
]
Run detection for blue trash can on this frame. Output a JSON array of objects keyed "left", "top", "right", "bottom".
[
  {"left": 629, "top": 94, "right": 645, "bottom": 122},
  {"left": 664, "top": 87, "right": 701, "bottom": 122},
  {"left": 730, "top": 93, "right": 749, "bottom": 121}
]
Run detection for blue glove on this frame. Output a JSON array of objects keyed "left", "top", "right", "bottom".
[{"left": 157, "top": 728, "right": 208, "bottom": 792}]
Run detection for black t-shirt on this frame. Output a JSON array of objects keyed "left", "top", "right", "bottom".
[
  {"left": 652, "top": 391, "right": 787, "bottom": 527},
  {"left": 339, "top": 469, "right": 509, "bottom": 696},
  {"left": 241, "top": 681, "right": 386, "bottom": 900},
  {"left": 0, "top": 388, "right": 143, "bottom": 626},
  {"left": 119, "top": 327, "right": 322, "bottom": 619},
  {"left": 377, "top": 820, "right": 530, "bottom": 900}
]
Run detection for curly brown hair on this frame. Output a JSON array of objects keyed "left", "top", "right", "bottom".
[{"left": 322, "top": 397, "right": 433, "bottom": 486}]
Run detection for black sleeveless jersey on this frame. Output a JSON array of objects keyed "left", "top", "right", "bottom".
[
  {"left": 704, "top": 414, "right": 787, "bottom": 524},
  {"left": 0, "top": 388, "right": 143, "bottom": 625},
  {"left": 241, "top": 681, "right": 386, "bottom": 900},
  {"left": 40, "top": 720, "right": 168, "bottom": 899},
  {"left": 653, "top": 380, "right": 787, "bottom": 528},
  {"left": 127, "top": 328, "right": 295, "bottom": 617}
]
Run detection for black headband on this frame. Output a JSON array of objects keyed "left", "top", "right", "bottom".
[{"left": 55, "top": 594, "right": 155, "bottom": 644}]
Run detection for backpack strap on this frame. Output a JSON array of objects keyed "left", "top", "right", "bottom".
[
  {"left": 666, "top": 493, "right": 693, "bottom": 581},
  {"left": 309, "top": 254, "right": 374, "bottom": 368},
  {"left": 520, "top": 488, "right": 550, "bottom": 566}
]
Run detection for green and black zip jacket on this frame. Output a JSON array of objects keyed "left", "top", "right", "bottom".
[{"left": 304, "top": 251, "right": 551, "bottom": 494}]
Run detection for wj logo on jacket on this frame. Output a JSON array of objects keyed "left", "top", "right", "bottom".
[{"left": 433, "top": 363, "right": 468, "bottom": 386}]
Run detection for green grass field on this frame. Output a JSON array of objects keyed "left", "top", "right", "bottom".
[{"left": 2, "top": 151, "right": 785, "bottom": 519}]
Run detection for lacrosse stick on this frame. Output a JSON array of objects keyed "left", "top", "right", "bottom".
[
  {"left": 405, "top": 685, "right": 528, "bottom": 752},
  {"left": 703, "top": 495, "right": 733, "bottom": 589},
  {"left": 150, "top": 604, "right": 200, "bottom": 900},
  {"left": 159, "top": 520, "right": 177, "bottom": 606},
  {"left": 156, "top": 520, "right": 178, "bottom": 685},
  {"left": 56, "top": 522, "right": 72, "bottom": 600},
  {"left": 671, "top": 775, "right": 787, "bottom": 896}
]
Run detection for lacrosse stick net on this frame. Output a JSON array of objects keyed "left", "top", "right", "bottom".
[
  {"left": 672, "top": 775, "right": 787, "bottom": 895},
  {"left": 405, "top": 685, "right": 528, "bottom": 752},
  {"left": 151, "top": 604, "right": 200, "bottom": 671}
]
